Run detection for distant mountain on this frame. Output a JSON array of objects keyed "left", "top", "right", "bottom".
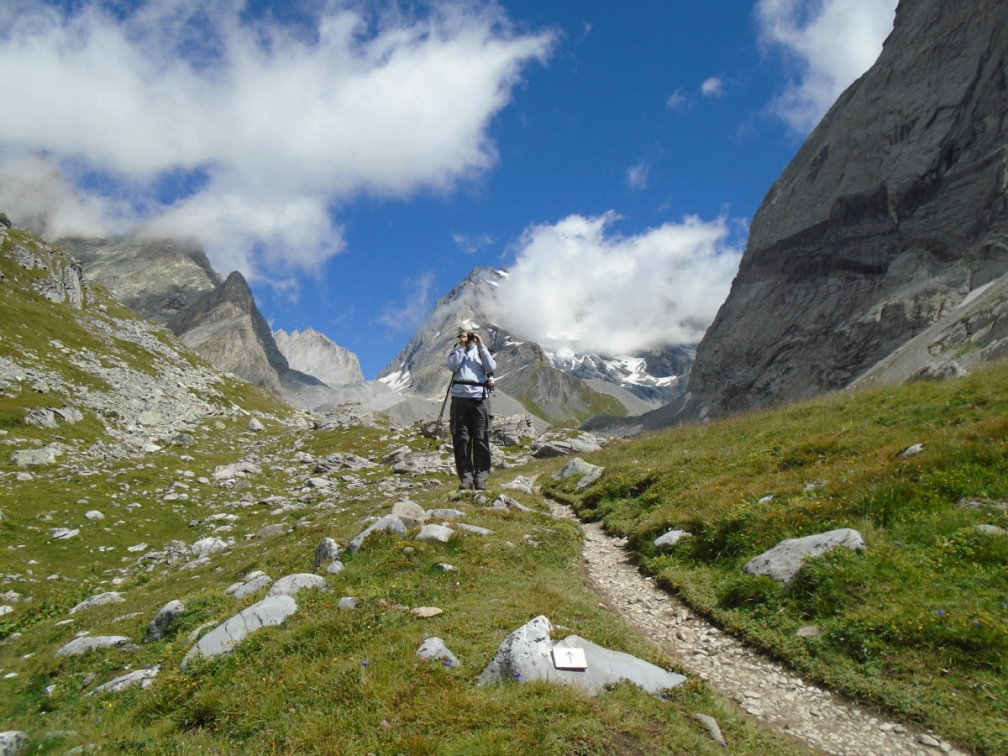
[
  {"left": 274, "top": 327, "right": 364, "bottom": 387},
  {"left": 379, "top": 267, "right": 694, "bottom": 423},
  {"left": 680, "top": 0, "right": 1008, "bottom": 421},
  {"left": 59, "top": 235, "right": 345, "bottom": 408}
]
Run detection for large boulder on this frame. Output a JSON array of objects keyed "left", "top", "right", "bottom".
[{"left": 478, "top": 615, "right": 686, "bottom": 696}]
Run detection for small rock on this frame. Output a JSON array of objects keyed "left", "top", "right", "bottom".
[
  {"left": 417, "top": 524, "right": 454, "bottom": 543},
  {"left": 654, "top": 530, "right": 692, "bottom": 549},
  {"left": 337, "top": 597, "right": 357, "bottom": 610},
  {"left": 313, "top": 538, "right": 343, "bottom": 572},
  {"left": 411, "top": 606, "right": 443, "bottom": 619},
  {"left": 146, "top": 600, "right": 185, "bottom": 642},
  {"left": 267, "top": 574, "right": 329, "bottom": 598},
  {"left": 69, "top": 592, "right": 125, "bottom": 615},
  {"left": 417, "top": 637, "right": 460, "bottom": 667},
  {"left": 55, "top": 636, "right": 137, "bottom": 657}
]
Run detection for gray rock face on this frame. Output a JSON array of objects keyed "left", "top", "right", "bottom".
[
  {"left": 391, "top": 500, "right": 429, "bottom": 529},
  {"left": 274, "top": 328, "right": 364, "bottom": 387},
  {"left": 478, "top": 615, "right": 686, "bottom": 696},
  {"left": 314, "top": 452, "right": 376, "bottom": 473},
  {"left": 64, "top": 235, "right": 360, "bottom": 410},
  {"left": 60, "top": 236, "right": 219, "bottom": 324},
  {"left": 553, "top": 457, "right": 597, "bottom": 479},
  {"left": 182, "top": 595, "right": 298, "bottom": 669},
  {"left": 686, "top": 0, "right": 1008, "bottom": 419},
  {"left": 10, "top": 447, "right": 62, "bottom": 466},
  {"left": 491, "top": 414, "right": 538, "bottom": 446},
  {"left": 744, "top": 528, "right": 866, "bottom": 585}
]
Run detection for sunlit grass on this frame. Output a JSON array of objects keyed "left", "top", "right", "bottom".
[{"left": 546, "top": 362, "right": 1008, "bottom": 754}]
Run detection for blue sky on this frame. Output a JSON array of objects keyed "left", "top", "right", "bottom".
[{"left": 0, "top": 0, "right": 897, "bottom": 378}]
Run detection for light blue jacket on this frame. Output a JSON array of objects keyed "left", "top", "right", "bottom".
[{"left": 447, "top": 344, "right": 496, "bottom": 399}]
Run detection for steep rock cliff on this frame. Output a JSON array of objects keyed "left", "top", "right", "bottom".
[{"left": 686, "top": 0, "right": 1008, "bottom": 418}]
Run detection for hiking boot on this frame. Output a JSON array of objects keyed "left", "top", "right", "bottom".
[{"left": 459, "top": 477, "right": 474, "bottom": 490}]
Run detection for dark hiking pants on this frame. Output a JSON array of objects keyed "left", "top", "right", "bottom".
[{"left": 450, "top": 396, "right": 491, "bottom": 488}]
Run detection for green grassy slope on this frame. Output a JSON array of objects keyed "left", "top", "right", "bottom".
[
  {"left": 0, "top": 229, "right": 804, "bottom": 754},
  {"left": 546, "top": 363, "right": 1008, "bottom": 754},
  {"left": 0, "top": 422, "right": 805, "bottom": 755}
]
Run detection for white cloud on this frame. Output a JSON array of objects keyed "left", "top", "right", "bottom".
[
  {"left": 700, "top": 76, "right": 725, "bottom": 97},
  {"left": 665, "top": 88, "right": 688, "bottom": 110},
  {"left": 0, "top": 0, "right": 553, "bottom": 279},
  {"left": 493, "top": 213, "right": 742, "bottom": 354},
  {"left": 756, "top": 0, "right": 898, "bottom": 133},
  {"left": 379, "top": 271, "right": 437, "bottom": 332},
  {"left": 625, "top": 161, "right": 651, "bottom": 191}
]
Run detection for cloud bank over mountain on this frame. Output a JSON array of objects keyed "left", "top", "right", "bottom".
[
  {"left": 0, "top": 0, "right": 552, "bottom": 278},
  {"left": 493, "top": 213, "right": 743, "bottom": 356}
]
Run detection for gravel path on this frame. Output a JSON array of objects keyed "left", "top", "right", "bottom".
[{"left": 549, "top": 500, "right": 967, "bottom": 756}]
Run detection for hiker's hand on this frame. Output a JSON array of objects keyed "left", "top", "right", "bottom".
[{"left": 470, "top": 333, "right": 483, "bottom": 347}]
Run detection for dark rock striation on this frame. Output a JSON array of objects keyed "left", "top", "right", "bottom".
[{"left": 685, "top": 0, "right": 1008, "bottom": 419}]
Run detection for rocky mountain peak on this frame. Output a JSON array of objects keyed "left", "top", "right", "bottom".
[{"left": 273, "top": 327, "right": 364, "bottom": 388}]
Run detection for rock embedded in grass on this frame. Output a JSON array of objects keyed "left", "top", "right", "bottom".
[
  {"left": 417, "top": 637, "right": 460, "bottom": 667},
  {"left": 347, "top": 514, "right": 407, "bottom": 553},
  {"left": 267, "top": 573, "right": 329, "bottom": 598},
  {"left": 743, "top": 528, "right": 866, "bottom": 585},
  {"left": 654, "top": 530, "right": 692, "bottom": 549},
  {"left": 225, "top": 571, "right": 273, "bottom": 599},
  {"left": 55, "top": 636, "right": 137, "bottom": 657},
  {"left": 312, "top": 537, "right": 343, "bottom": 571},
  {"left": 69, "top": 591, "right": 125, "bottom": 614},
  {"left": 181, "top": 595, "right": 298, "bottom": 670},
  {"left": 479, "top": 615, "right": 686, "bottom": 696},
  {"left": 146, "top": 600, "right": 185, "bottom": 641},
  {"left": 417, "top": 524, "right": 454, "bottom": 543}
]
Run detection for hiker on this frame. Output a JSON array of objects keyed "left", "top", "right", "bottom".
[{"left": 446, "top": 321, "right": 496, "bottom": 490}]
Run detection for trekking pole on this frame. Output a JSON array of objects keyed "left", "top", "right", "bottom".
[{"left": 430, "top": 376, "right": 453, "bottom": 448}]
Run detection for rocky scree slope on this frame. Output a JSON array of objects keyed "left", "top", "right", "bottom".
[
  {"left": 683, "top": 0, "right": 1008, "bottom": 421},
  {"left": 60, "top": 235, "right": 336, "bottom": 410},
  {"left": 0, "top": 227, "right": 304, "bottom": 463}
]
